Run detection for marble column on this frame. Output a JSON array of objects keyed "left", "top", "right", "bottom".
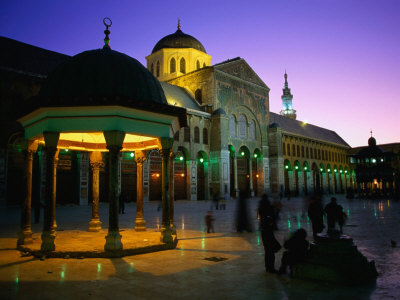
[
  {"left": 159, "top": 137, "right": 174, "bottom": 244},
  {"left": 88, "top": 151, "right": 102, "bottom": 232},
  {"left": 249, "top": 158, "right": 254, "bottom": 197},
  {"left": 134, "top": 151, "right": 146, "bottom": 231},
  {"left": 233, "top": 156, "right": 239, "bottom": 197},
  {"left": 169, "top": 153, "right": 176, "bottom": 234},
  {"left": 41, "top": 132, "right": 59, "bottom": 252},
  {"left": 17, "top": 141, "right": 36, "bottom": 246},
  {"left": 103, "top": 130, "right": 125, "bottom": 252}
]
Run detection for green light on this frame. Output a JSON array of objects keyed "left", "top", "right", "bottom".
[
  {"left": 328, "top": 169, "right": 331, "bottom": 172},
  {"left": 345, "top": 170, "right": 348, "bottom": 174},
  {"left": 372, "top": 158, "right": 376, "bottom": 163},
  {"left": 97, "top": 263, "right": 102, "bottom": 273},
  {"left": 304, "top": 167, "right": 307, "bottom": 170},
  {"left": 285, "top": 165, "right": 289, "bottom": 169},
  {"left": 241, "top": 151, "right": 245, "bottom": 156},
  {"left": 179, "top": 156, "right": 184, "bottom": 161},
  {"left": 200, "top": 158, "right": 204, "bottom": 163},
  {"left": 61, "top": 271, "right": 65, "bottom": 280},
  {"left": 65, "top": 149, "right": 69, "bottom": 152},
  {"left": 334, "top": 169, "right": 337, "bottom": 172},
  {"left": 340, "top": 170, "right": 343, "bottom": 173},
  {"left": 254, "top": 153, "right": 257, "bottom": 158},
  {"left": 295, "top": 166, "right": 298, "bottom": 170},
  {"left": 320, "top": 168, "right": 323, "bottom": 172},
  {"left": 130, "top": 152, "right": 134, "bottom": 158}
]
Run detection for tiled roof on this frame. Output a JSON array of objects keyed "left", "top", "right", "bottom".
[
  {"left": 0, "top": 36, "right": 70, "bottom": 77},
  {"left": 269, "top": 112, "right": 350, "bottom": 147}
]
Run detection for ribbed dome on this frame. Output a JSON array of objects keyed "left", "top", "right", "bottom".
[
  {"left": 152, "top": 29, "right": 206, "bottom": 54},
  {"left": 368, "top": 136, "right": 377, "bottom": 147},
  {"left": 39, "top": 48, "right": 167, "bottom": 105}
]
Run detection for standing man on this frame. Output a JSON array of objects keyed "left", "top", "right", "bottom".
[
  {"left": 258, "top": 194, "right": 281, "bottom": 273},
  {"left": 324, "top": 197, "right": 339, "bottom": 233}
]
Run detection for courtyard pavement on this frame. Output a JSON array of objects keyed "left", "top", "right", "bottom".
[{"left": 1, "top": 195, "right": 399, "bottom": 299}]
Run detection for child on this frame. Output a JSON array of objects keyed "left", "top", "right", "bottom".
[{"left": 205, "top": 211, "right": 215, "bottom": 233}]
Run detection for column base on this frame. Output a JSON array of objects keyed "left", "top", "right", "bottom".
[
  {"left": 235, "top": 189, "right": 240, "bottom": 198},
  {"left": 17, "top": 230, "right": 33, "bottom": 246},
  {"left": 88, "top": 219, "right": 102, "bottom": 232},
  {"left": 40, "top": 230, "right": 56, "bottom": 252},
  {"left": 104, "top": 231, "right": 123, "bottom": 251},
  {"left": 250, "top": 189, "right": 255, "bottom": 197},
  {"left": 160, "top": 226, "right": 175, "bottom": 244},
  {"left": 135, "top": 218, "right": 146, "bottom": 231}
]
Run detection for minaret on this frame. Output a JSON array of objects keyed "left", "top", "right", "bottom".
[{"left": 280, "top": 72, "right": 297, "bottom": 119}]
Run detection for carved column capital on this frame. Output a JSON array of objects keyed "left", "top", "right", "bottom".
[{"left": 135, "top": 150, "right": 146, "bottom": 165}]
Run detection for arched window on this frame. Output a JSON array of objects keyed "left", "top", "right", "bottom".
[
  {"left": 283, "top": 143, "right": 286, "bottom": 155},
  {"left": 318, "top": 149, "right": 321, "bottom": 160},
  {"left": 150, "top": 63, "right": 154, "bottom": 75},
  {"left": 196, "top": 60, "right": 200, "bottom": 70},
  {"left": 238, "top": 115, "right": 247, "bottom": 139},
  {"left": 180, "top": 58, "right": 186, "bottom": 74},
  {"left": 306, "top": 147, "right": 309, "bottom": 158},
  {"left": 174, "top": 131, "right": 179, "bottom": 141},
  {"left": 229, "top": 116, "right": 236, "bottom": 137},
  {"left": 170, "top": 58, "right": 176, "bottom": 73},
  {"left": 301, "top": 146, "right": 304, "bottom": 158},
  {"left": 310, "top": 148, "right": 313, "bottom": 159},
  {"left": 156, "top": 61, "right": 160, "bottom": 77},
  {"left": 292, "top": 145, "right": 296, "bottom": 157},
  {"left": 287, "top": 144, "right": 291, "bottom": 156},
  {"left": 203, "top": 128, "right": 208, "bottom": 145},
  {"left": 195, "top": 89, "right": 202, "bottom": 104},
  {"left": 184, "top": 127, "right": 190, "bottom": 142},
  {"left": 203, "top": 62, "right": 206, "bottom": 68},
  {"left": 297, "top": 145, "right": 300, "bottom": 157},
  {"left": 194, "top": 127, "right": 200, "bottom": 143},
  {"left": 249, "top": 120, "right": 256, "bottom": 140}
]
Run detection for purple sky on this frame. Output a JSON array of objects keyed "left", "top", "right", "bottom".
[{"left": 1, "top": 0, "right": 399, "bottom": 147}]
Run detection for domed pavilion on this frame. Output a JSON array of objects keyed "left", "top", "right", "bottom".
[{"left": 16, "top": 20, "right": 186, "bottom": 256}]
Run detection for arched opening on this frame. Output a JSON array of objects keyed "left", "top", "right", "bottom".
[
  {"left": 238, "top": 115, "right": 247, "bottom": 139},
  {"left": 293, "top": 161, "right": 301, "bottom": 196},
  {"left": 150, "top": 63, "right": 154, "bottom": 75},
  {"left": 312, "top": 163, "right": 321, "bottom": 194},
  {"left": 194, "top": 127, "right": 200, "bottom": 143},
  {"left": 180, "top": 58, "right": 186, "bottom": 74},
  {"left": 303, "top": 161, "right": 310, "bottom": 195},
  {"left": 203, "top": 62, "right": 206, "bottom": 68},
  {"left": 229, "top": 115, "right": 236, "bottom": 137},
  {"left": 184, "top": 127, "right": 190, "bottom": 142},
  {"left": 238, "top": 146, "right": 250, "bottom": 194},
  {"left": 149, "top": 150, "right": 162, "bottom": 200},
  {"left": 284, "top": 160, "right": 292, "bottom": 197},
  {"left": 120, "top": 151, "right": 137, "bottom": 203},
  {"left": 252, "top": 149, "right": 262, "bottom": 196},
  {"left": 229, "top": 145, "right": 236, "bottom": 197},
  {"left": 195, "top": 89, "right": 202, "bottom": 104},
  {"left": 197, "top": 151, "right": 208, "bottom": 200},
  {"left": 170, "top": 58, "right": 176, "bottom": 73},
  {"left": 203, "top": 128, "right": 208, "bottom": 145},
  {"left": 196, "top": 60, "right": 200, "bottom": 70},
  {"left": 174, "top": 147, "right": 188, "bottom": 200},
  {"left": 156, "top": 61, "right": 160, "bottom": 77}
]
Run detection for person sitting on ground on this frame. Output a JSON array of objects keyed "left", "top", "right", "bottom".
[{"left": 278, "top": 228, "right": 309, "bottom": 275}]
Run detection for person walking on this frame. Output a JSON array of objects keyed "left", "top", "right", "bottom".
[
  {"left": 324, "top": 197, "right": 339, "bottom": 233},
  {"left": 258, "top": 194, "right": 281, "bottom": 273},
  {"left": 205, "top": 211, "right": 215, "bottom": 233},
  {"left": 308, "top": 195, "right": 324, "bottom": 238},
  {"left": 236, "top": 191, "right": 252, "bottom": 232}
]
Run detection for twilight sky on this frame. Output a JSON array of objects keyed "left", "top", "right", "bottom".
[{"left": 1, "top": 0, "right": 399, "bottom": 147}]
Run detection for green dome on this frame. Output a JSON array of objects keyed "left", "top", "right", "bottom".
[{"left": 39, "top": 48, "right": 167, "bottom": 105}]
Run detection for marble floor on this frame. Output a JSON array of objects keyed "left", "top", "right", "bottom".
[{"left": 0, "top": 195, "right": 399, "bottom": 299}]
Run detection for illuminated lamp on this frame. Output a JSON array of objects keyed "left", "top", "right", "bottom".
[
  {"left": 156, "top": 173, "right": 160, "bottom": 177},
  {"left": 320, "top": 168, "right": 323, "bottom": 172},
  {"left": 340, "top": 170, "right": 343, "bottom": 173},
  {"left": 241, "top": 151, "right": 245, "bottom": 156},
  {"left": 254, "top": 153, "right": 258, "bottom": 158},
  {"left": 65, "top": 149, "right": 69, "bottom": 152},
  {"left": 328, "top": 169, "right": 331, "bottom": 172},
  {"left": 372, "top": 158, "right": 376, "bottom": 163},
  {"left": 285, "top": 165, "right": 289, "bottom": 169},
  {"left": 345, "top": 170, "right": 348, "bottom": 174},
  {"left": 200, "top": 158, "right": 204, "bottom": 163},
  {"left": 181, "top": 173, "right": 185, "bottom": 177},
  {"left": 256, "top": 174, "right": 259, "bottom": 178},
  {"left": 295, "top": 166, "right": 298, "bottom": 170},
  {"left": 334, "top": 169, "right": 337, "bottom": 172},
  {"left": 130, "top": 152, "right": 134, "bottom": 158},
  {"left": 246, "top": 174, "right": 249, "bottom": 178},
  {"left": 304, "top": 167, "right": 308, "bottom": 171},
  {"left": 179, "top": 156, "right": 184, "bottom": 161}
]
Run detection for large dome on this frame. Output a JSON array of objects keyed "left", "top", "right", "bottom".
[
  {"left": 38, "top": 48, "right": 167, "bottom": 106},
  {"left": 152, "top": 28, "right": 206, "bottom": 54}
]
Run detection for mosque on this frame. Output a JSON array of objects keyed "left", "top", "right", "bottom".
[
  {"left": 6, "top": 19, "right": 400, "bottom": 252},
  {"left": 0, "top": 20, "right": 356, "bottom": 211}
]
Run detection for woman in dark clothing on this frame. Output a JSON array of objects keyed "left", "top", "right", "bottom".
[
  {"left": 258, "top": 194, "right": 281, "bottom": 273},
  {"left": 308, "top": 196, "right": 324, "bottom": 237},
  {"left": 278, "top": 228, "right": 309, "bottom": 275},
  {"left": 236, "top": 191, "right": 252, "bottom": 232}
]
